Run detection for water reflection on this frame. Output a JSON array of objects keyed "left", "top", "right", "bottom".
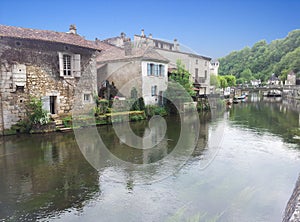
[
  {"left": 1, "top": 97, "right": 300, "bottom": 221},
  {"left": 0, "top": 133, "right": 99, "bottom": 221},
  {"left": 230, "top": 94, "right": 300, "bottom": 147}
]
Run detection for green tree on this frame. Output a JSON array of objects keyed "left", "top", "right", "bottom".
[
  {"left": 224, "top": 75, "right": 236, "bottom": 87},
  {"left": 210, "top": 74, "right": 220, "bottom": 87},
  {"left": 218, "top": 29, "right": 300, "bottom": 84},
  {"left": 218, "top": 76, "right": 228, "bottom": 88},
  {"left": 169, "top": 60, "right": 195, "bottom": 97}
]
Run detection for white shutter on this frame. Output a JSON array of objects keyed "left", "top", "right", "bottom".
[
  {"left": 58, "top": 52, "right": 64, "bottom": 77},
  {"left": 72, "top": 54, "right": 81, "bottom": 77},
  {"left": 41, "top": 96, "right": 50, "bottom": 113}
]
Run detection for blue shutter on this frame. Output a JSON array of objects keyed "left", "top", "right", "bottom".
[
  {"left": 147, "top": 63, "right": 151, "bottom": 76},
  {"left": 160, "top": 65, "right": 165, "bottom": 77}
]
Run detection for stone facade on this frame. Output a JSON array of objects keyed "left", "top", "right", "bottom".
[{"left": 0, "top": 28, "right": 103, "bottom": 134}]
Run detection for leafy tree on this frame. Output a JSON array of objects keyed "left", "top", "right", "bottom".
[
  {"left": 210, "top": 74, "right": 220, "bottom": 87},
  {"left": 218, "top": 76, "right": 228, "bottom": 88},
  {"left": 218, "top": 29, "right": 300, "bottom": 84},
  {"left": 169, "top": 60, "right": 195, "bottom": 97},
  {"left": 224, "top": 75, "right": 236, "bottom": 87}
]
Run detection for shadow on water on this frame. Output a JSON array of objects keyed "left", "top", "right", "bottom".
[{"left": 0, "top": 133, "right": 99, "bottom": 221}]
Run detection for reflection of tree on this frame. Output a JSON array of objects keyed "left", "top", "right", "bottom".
[
  {"left": 229, "top": 101, "right": 300, "bottom": 146},
  {"left": 0, "top": 133, "right": 99, "bottom": 221}
]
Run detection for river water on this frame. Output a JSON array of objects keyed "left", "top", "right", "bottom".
[{"left": 1, "top": 95, "right": 300, "bottom": 222}]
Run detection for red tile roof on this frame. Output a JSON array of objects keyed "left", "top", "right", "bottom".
[{"left": 0, "top": 24, "right": 111, "bottom": 51}]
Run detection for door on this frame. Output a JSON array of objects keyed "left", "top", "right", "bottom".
[{"left": 50, "top": 96, "right": 56, "bottom": 114}]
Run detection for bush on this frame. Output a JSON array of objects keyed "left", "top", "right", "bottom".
[
  {"left": 145, "top": 105, "right": 167, "bottom": 117},
  {"left": 27, "top": 97, "right": 50, "bottom": 125},
  {"left": 130, "top": 97, "right": 145, "bottom": 111}
]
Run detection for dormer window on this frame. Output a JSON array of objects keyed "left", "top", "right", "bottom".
[{"left": 58, "top": 52, "right": 81, "bottom": 77}]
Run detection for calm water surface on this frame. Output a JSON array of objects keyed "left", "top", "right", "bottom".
[{"left": 1, "top": 96, "right": 300, "bottom": 222}]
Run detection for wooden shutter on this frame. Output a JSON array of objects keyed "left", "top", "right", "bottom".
[
  {"left": 72, "top": 54, "right": 81, "bottom": 77},
  {"left": 41, "top": 96, "right": 50, "bottom": 113},
  {"left": 58, "top": 52, "right": 64, "bottom": 77}
]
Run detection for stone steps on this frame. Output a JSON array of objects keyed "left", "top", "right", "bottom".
[{"left": 52, "top": 116, "right": 72, "bottom": 132}]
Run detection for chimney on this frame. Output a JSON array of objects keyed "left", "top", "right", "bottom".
[
  {"left": 141, "top": 29, "right": 145, "bottom": 37},
  {"left": 120, "top": 32, "right": 126, "bottom": 39},
  {"left": 148, "top": 33, "right": 153, "bottom": 39},
  {"left": 69, "top": 24, "right": 77, "bottom": 34},
  {"left": 124, "top": 38, "right": 132, "bottom": 56},
  {"left": 95, "top": 37, "right": 100, "bottom": 45},
  {"left": 174, "top": 38, "right": 179, "bottom": 51}
]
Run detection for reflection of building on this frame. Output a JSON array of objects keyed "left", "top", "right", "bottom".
[
  {"left": 104, "top": 29, "right": 211, "bottom": 96},
  {"left": 0, "top": 133, "right": 99, "bottom": 221},
  {"left": 97, "top": 43, "right": 169, "bottom": 105},
  {"left": 0, "top": 24, "right": 110, "bottom": 134}
]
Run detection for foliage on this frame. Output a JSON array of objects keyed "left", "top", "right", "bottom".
[
  {"left": 95, "top": 99, "right": 109, "bottom": 116},
  {"left": 145, "top": 105, "right": 167, "bottom": 117},
  {"left": 219, "top": 29, "right": 300, "bottom": 83},
  {"left": 169, "top": 60, "right": 196, "bottom": 97},
  {"left": 130, "top": 97, "right": 145, "bottom": 111},
  {"left": 218, "top": 76, "right": 227, "bottom": 88},
  {"left": 62, "top": 116, "right": 72, "bottom": 128},
  {"left": 27, "top": 97, "right": 50, "bottom": 125},
  {"left": 210, "top": 74, "right": 220, "bottom": 87}
]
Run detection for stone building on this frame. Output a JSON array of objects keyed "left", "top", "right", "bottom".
[
  {"left": 0, "top": 24, "right": 110, "bottom": 134},
  {"left": 110, "top": 29, "right": 212, "bottom": 96},
  {"left": 286, "top": 70, "right": 296, "bottom": 86},
  {"left": 97, "top": 41, "right": 169, "bottom": 105}
]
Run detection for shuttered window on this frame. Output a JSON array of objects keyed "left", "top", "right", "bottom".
[
  {"left": 58, "top": 52, "right": 81, "bottom": 77},
  {"left": 63, "top": 55, "right": 71, "bottom": 76}
]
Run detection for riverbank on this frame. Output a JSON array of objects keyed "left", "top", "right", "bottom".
[{"left": 283, "top": 174, "right": 300, "bottom": 222}]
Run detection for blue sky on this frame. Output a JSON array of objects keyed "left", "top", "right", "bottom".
[{"left": 0, "top": 0, "right": 299, "bottom": 59}]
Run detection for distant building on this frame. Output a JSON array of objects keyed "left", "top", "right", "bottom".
[
  {"left": 0, "top": 24, "right": 110, "bottom": 134},
  {"left": 97, "top": 40, "right": 169, "bottom": 106},
  {"left": 210, "top": 60, "right": 219, "bottom": 76},
  {"left": 286, "top": 70, "right": 296, "bottom": 85},
  {"left": 267, "top": 73, "right": 280, "bottom": 85},
  {"left": 251, "top": 79, "right": 261, "bottom": 86}
]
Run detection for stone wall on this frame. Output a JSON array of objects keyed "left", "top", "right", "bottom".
[
  {"left": 0, "top": 37, "right": 98, "bottom": 134},
  {"left": 97, "top": 60, "right": 142, "bottom": 98},
  {"left": 283, "top": 174, "right": 300, "bottom": 222}
]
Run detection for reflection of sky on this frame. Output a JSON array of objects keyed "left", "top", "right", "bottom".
[{"left": 46, "top": 117, "right": 300, "bottom": 222}]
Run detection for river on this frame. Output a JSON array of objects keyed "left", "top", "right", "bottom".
[{"left": 0, "top": 95, "right": 300, "bottom": 222}]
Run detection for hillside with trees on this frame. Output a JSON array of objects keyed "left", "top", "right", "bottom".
[{"left": 218, "top": 29, "right": 300, "bottom": 84}]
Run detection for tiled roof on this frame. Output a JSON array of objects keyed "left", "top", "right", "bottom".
[
  {"left": 97, "top": 45, "right": 169, "bottom": 63},
  {"left": 0, "top": 24, "right": 111, "bottom": 51}
]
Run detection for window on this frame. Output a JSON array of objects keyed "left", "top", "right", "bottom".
[
  {"left": 205, "top": 61, "right": 207, "bottom": 66},
  {"left": 84, "top": 94, "right": 91, "bottom": 102},
  {"left": 196, "top": 59, "right": 198, "bottom": 64},
  {"left": 147, "top": 63, "right": 154, "bottom": 76},
  {"left": 159, "top": 65, "right": 165, "bottom": 77},
  {"left": 148, "top": 63, "right": 165, "bottom": 77},
  {"left": 151, "top": 85, "right": 157, "bottom": 96},
  {"left": 58, "top": 52, "right": 81, "bottom": 77},
  {"left": 63, "top": 55, "right": 71, "bottom": 76},
  {"left": 204, "top": 70, "right": 207, "bottom": 79},
  {"left": 195, "top": 68, "right": 199, "bottom": 82}
]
